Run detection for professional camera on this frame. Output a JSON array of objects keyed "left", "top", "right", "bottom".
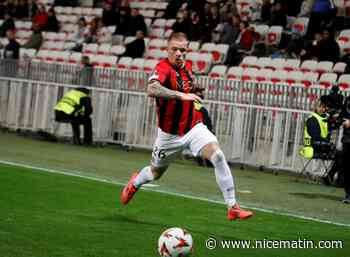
[{"left": 323, "top": 86, "right": 345, "bottom": 130}]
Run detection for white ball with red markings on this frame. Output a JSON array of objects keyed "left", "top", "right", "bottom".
[{"left": 158, "top": 227, "right": 193, "bottom": 257}]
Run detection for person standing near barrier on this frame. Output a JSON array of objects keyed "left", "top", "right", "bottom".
[
  {"left": 120, "top": 32, "right": 253, "bottom": 221},
  {"left": 300, "top": 95, "right": 331, "bottom": 160},
  {"left": 54, "top": 87, "right": 93, "bottom": 145},
  {"left": 340, "top": 96, "right": 350, "bottom": 203}
]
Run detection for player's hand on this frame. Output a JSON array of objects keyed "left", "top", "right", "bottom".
[{"left": 180, "top": 93, "right": 203, "bottom": 103}]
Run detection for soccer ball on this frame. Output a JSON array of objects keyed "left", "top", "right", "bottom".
[{"left": 158, "top": 227, "right": 193, "bottom": 257}]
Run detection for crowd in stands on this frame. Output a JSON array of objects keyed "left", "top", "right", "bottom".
[{"left": 0, "top": 0, "right": 349, "bottom": 88}]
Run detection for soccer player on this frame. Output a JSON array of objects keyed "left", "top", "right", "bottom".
[{"left": 120, "top": 32, "right": 253, "bottom": 221}]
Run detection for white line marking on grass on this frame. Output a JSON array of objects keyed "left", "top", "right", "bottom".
[{"left": 1, "top": 159, "right": 349, "bottom": 228}]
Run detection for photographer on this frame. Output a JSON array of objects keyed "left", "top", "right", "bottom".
[{"left": 340, "top": 97, "right": 350, "bottom": 203}]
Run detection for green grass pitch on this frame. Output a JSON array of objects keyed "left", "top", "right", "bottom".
[{"left": 0, "top": 163, "right": 348, "bottom": 257}]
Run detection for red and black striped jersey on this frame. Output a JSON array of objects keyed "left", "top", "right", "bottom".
[{"left": 149, "top": 59, "right": 203, "bottom": 136}]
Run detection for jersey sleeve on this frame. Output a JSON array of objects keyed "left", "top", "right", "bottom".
[{"left": 148, "top": 61, "right": 170, "bottom": 86}]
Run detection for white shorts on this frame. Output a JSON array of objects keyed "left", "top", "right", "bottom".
[{"left": 151, "top": 122, "right": 218, "bottom": 168}]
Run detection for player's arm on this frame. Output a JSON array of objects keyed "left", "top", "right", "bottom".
[{"left": 147, "top": 80, "right": 202, "bottom": 102}]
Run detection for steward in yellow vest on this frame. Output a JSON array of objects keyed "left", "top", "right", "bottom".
[
  {"left": 300, "top": 96, "right": 331, "bottom": 159},
  {"left": 54, "top": 87, "right": 93, "bottom": 145}
]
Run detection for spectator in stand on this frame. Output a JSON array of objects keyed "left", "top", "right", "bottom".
[
  {"left": 172, "top": 10, "right": 191, "bottom": 38},
  {"left": 72, "top": 17, "right": 87, "bottom": 52},
  {"left": 225, "top": 21, "right": 255, "bottom": 66},
  {"left": 0, "top": 12, "right": 15, "bottom": 37},
  {"left": 298, "top": 31, "right": 322, "bottom": 60},
  {"left": 30, "top": 0, "right": 38, "bottom": 17},
  {"left": 219, "top": 0, "right": 238, "bottom": 21},
  {"left": 285, "top": 0, "right": 303, "bottom": 16},
  {"left": 85, "top": 17, "right": 112, "bottom": 44},
  {"left": 0, "top": 29, "right": 20, "bottom": 59},
  {"left": 207, "top": 3, "right": 221, "bottom": 33},
  {"left": 188, "top": 11, "right": 205, "bottom": 42},
  {"left": 14, "top": 0, "right": 29, "bottom": 19},
  {"left": 97, "top": 18, "right": 112, "bottom": 43},
  {"left": 306, "top": 0, "right": 337, "bottom": 38},
  {"left": 261, "top": 0, "right": 272, "bottom": 23},
  {"left": 123, "top": 30, "right": 145, "bottom": 58},
  {"left": 164, "top": 0, "right": 186, "bottom": 19},
  {"left": 45, "top": 8, "right": 60, "bottom": 32},
  {"left": 32, "top": 3, "right": 48, "bottom": 30},
  {"left": 102, "top": 3, "right": 117, "bottom": 27},
  {"left": 315, "top": 28, "right": 340, "bottom": 63},
  {"left": 219, "top": 14, "right": 240, "bottom": 45},
  {"left": 114, "top": 6, "right": 130, "bottom": 36},
  {"left": 22, "top": 23, "right": 43, "bottom": 50},
  {"left": 269, "top": 1, "right": 287, "bottom": 28},
  {"left": 0, "top": 0, "right": 6, "bottom": 18},
  {"left": 126, "top": 8, "right": 147, "bottom": 36}
]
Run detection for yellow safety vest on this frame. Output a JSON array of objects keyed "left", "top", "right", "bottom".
[
  {"left": 54, "top": 89, "right": 88, "bottom": 116},
  {"left": 300, "top": 112, "right": 329, "bottom": 159}
]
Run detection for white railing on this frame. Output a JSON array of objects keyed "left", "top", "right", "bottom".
[{"left": 0, "top": 76, "right": 324, "bottom": 174}]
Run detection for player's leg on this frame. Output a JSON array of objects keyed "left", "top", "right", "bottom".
[
  {"left": 120, "top": 130, "right": 183, "bottom": 205},
  {"left": 188, "top": 123, "right": 253, "bottom": 220}
]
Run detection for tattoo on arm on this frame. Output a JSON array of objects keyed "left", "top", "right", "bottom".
[{"left": 147, "top": 80, "right": 182, "bottom": 99}]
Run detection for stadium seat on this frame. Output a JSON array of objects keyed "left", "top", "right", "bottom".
[
  {"left": 227, "top": 66, "right": 244, "bottom": 80},
  {"left": 20, "top": 48, "right": 37, "bottom": 59},
  {"left": 117, "top": 57, "right": 133, "bottom": 69},
  {"left": 164, "top": 29, "right": 173, "bottom": 38},
  {"left": 270, "top": 69, "right": 288, "bottom": 84},
  {"left": 213, "top": 44, "right": 229, "bottom": 63},
  {"left": 300, "top": 60, "right": 318, "bottom": 72},
  {"left": 301, "top": 71, "right": 319, "bottom": 87},
  {"left": 194, "top": 53, "right": 212, "bottom": 74},
  {"left": 145, "top": 49, "right": 167, "bottom": 59},
  {"left": 200, "top": 42, "right": 216, "bottom": 53},
  {"left": 148, "top": 39, "right": 167, "bottom": 50},
  {"left": 284, "top": 59, "right": 301, "bottom": 72},
  {"left": 266, "top": 58, "right": 285, "bottom": 70},
  {"left": 152, "top": 18, "right": 166, "bottom": 29},
  {"left": 256, "top": 68, "right": 272, "bottom": 82},
  {"left": 209, "top": 65, "right": 227, "bottom": 78},
  {"left": 186, "top": 52, "right": 199, "bottom": 68},
  {"left": 240, "top": 56, "right": 258, "bottom": 68},
  {"left": 56, "top": 51, "right": 71, "bottom": 63},
  {"left": 188, "top": 41, "right": 200, "bottom": 52},
  {"left": 255, "top": 57, "right": 271, "bottom": 69},
  {"left": 333, "top": 62, "right": 346, "bottom": 74},
  {"left": 124, "top": 36, "right": 136, "bottom": 44},
  {"left": 291, "top": 17, "right": 309, "bottom": 36},
  {"left": 97, "top": 43, "right": 112, "bottom": 55},
  {"left": 316, "top": 61, "right": 333, "bottom": 74},
  {"left": 110, "top": 45, "right": 126, "bottom": 56},
  {"left": 266, "top": 26, "right": 283, "bottom": 46},
  {"left": 130, "top": 58, "right": 145, "bottom": 70},
  {"left": 143, "top": 59, "right": 158, "bottom": 73},
  {"left": 83, "top": 43, "right": 98, "bottom": 54},
  {"left": 69, "top": 52, "right": 82, "bottom": 64},
  {"left": 97, "top": 55, "right": 118, "bottom": 67},
  {"left": 149, "top": 28, "right": 165, "bottom": 39},
  {"left": 285, "top": 70, "right": 303, "bottom": 85},
  {"left": 319, "top": 73, "right": 338, "bottom": 88},
  {"left": 242, "top": 67, "right": 259, "bottom": 81},
  {"left": 254, "top": 24, "right": 269, "bottom": 44},
  {"left": 338, "top": 74, "right": 350, "bottom": 90},
  {"left": 165, "top": 19, "right": 176, "bottom": 30}
]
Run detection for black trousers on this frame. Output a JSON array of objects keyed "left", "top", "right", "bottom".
[
  {"left": 55, "top": 110, "right": 92, "bottom": 145},
  {"left": 342, "top": 143, "right": 350, "bottom": 197}
]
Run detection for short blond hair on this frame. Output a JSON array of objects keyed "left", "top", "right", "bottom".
[{"left": 168, "top": 32, "right": 188, "bottom": 42}]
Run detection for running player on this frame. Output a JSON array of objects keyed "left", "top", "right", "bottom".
[{"left": 120, "top": 32, "right": 253, "bottom": 221}]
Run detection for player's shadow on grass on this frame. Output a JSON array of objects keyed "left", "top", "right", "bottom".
[
  {"left": 289, "top": 192, "right": 342, "bottom": 201},
  {"left": 104, "top": 214, "right": 241, "bottom": 240}
]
